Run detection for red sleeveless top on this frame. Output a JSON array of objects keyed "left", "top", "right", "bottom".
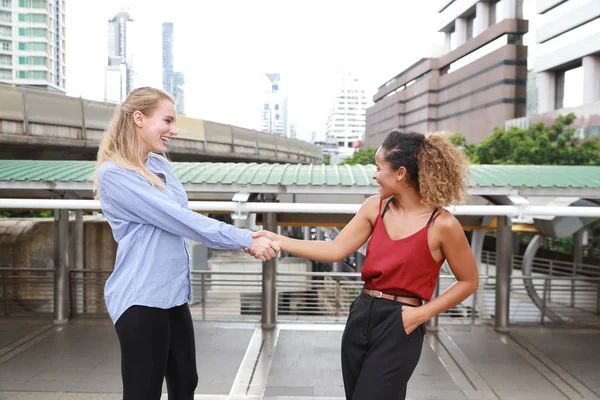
[{"left": 361, "top": 198, "right": 444, "bottom": 301}]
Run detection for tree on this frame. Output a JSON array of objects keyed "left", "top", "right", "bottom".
[
  {"left": 0, "top": 210, "right": 54, "bottom": 218},
  {"left": 323, "top": 154, "right": 331, "bottom": 165},
  {"left": 454, "top": 113, "right": 600, "bottom": 165},
  {"left": 338, "top": 148, "right": 377, "bottom": 166}
]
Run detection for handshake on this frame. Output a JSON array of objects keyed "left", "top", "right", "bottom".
[{"left": 246, "top": 230, "right": 280, "bottom": 261}]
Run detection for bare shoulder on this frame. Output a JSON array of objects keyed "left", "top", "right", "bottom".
[
  {"left": 432, "top": 209, "right": 463, "bottom": 234},
  {"left": 359, "top": 195, "right": 383, "bottom": 224}
]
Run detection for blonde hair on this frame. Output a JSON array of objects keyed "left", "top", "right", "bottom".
[{"left": 93, "top": 87, "right": 174, "bottom": 196}]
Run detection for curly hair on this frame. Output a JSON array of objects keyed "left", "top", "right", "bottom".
[{"left": 381, "top": 130, "right": 470, "bottom": 209}]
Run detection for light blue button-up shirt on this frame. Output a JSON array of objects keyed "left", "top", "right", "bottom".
[{"left": 97, "top": 154, "right": 253, "bottom": 324}]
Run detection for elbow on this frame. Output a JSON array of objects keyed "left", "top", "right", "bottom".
[{"left": 468, "top": 278, "right": 479, "bottom": 295}]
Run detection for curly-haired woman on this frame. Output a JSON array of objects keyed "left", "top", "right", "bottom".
[{"left": 250, "top": 130, "right": 479, "bottom": 400}]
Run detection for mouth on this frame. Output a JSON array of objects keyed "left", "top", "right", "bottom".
[{"left": 160, "top": 136, "right": 170, "bottom": 147}]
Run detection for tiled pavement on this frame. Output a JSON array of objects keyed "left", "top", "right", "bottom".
[{"left": 0, "top": 318, "right": 599, "bottom": 400}]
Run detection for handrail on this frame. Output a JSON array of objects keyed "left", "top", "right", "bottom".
[{"left": 2, "top": 199, "right": 600, "bottom": 218}]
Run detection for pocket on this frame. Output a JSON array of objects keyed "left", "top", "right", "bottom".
[{"left": 398, "top": 305, "right": 408, "bottom": 337}]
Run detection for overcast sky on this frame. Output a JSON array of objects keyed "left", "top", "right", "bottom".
[
  {"left": 65, "top": 0, "right": 444, "bottom": 141},
  {"left": 65, "top": 0, "right": 589, "bottom": 141}
]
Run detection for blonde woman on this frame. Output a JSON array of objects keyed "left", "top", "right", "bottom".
[
  {"left": 94, "top": 87, "right": 279, "bottom": 400},
  {"left": 251, "top": 130, "right": 479, "bottom": 400}
]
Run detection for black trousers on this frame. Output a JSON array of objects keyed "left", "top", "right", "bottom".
[
  {"left": 341, "top": 293, "right": 425, "bottom": 400},
  {"left": 114, "top": 303, "right": 198, "bottom": 400}
]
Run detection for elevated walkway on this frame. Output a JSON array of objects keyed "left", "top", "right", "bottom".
[{"left": 0, "top": 318, "right": 598, "bottom": 400}]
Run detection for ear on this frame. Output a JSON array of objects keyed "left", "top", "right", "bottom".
[
  {"left": 133, "top": 110, "right": 144, "bottom": 128},
  {"left": 396, "top": 166, "right": 407, "bottom": 182}
]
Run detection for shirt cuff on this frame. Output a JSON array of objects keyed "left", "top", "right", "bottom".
[{"left": 237, "top": 229, "right": 253, "bottom": 249}]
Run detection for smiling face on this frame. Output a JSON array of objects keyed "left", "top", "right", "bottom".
[
  {"left": 372, "top": 147, "right": 407, "bottom": 198},
  {"left": 134, "top": 99, "right": 177, "bottom": 157}
]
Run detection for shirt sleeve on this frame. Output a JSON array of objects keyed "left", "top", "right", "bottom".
[{"left": 98, "top": 166, "right": 253, "bottom": 250}]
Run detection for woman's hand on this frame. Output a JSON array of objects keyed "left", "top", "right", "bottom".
[
  {"left": 249, "top": 236, "right": 280, "bottom": 262},
  {"left": 401, "top": 306, "right": 428, "bottom": 335}
]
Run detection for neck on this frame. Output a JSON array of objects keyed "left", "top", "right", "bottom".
[
  {"left": 138, "top": 145, "right": 150, "bottom": 162},
  {"left": 391, "top": 189, "right": 427, "bottom": 213}
]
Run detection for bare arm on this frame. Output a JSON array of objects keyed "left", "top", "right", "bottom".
[
  {"left": 255, "top": 196, "right": 379, "bottom": 262},
  {"left": 403, "top": 213, "right": 480, "bottom": 331}
]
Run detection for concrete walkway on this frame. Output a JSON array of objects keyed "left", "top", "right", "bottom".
[{"left": 0, "top": 318, "right": 598, "bottom": 400}]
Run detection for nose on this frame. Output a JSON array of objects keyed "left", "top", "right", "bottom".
[{"left": 170, "top": 126, "right": 178, "bottom": 136}]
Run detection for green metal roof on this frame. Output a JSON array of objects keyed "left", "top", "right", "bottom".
[{"left": 1, "top": 160, "right": 600, "bottom": 197}]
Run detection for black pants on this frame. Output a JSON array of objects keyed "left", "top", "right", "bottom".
[
  {"left": 114, "top": 303, "right": 198, "bottom": 400},
  {"left": 341, "top": 293, "right": 425, "bottom": 400}
]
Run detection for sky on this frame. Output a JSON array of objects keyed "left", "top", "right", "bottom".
[{"left": 65, "top": 0, "right": 444, "bottom": 142}]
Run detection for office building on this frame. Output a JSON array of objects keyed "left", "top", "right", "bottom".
[
  {"left": 0, "top": 0, "right": 66, "bottom": 91},
  {"left": 365, "top": 0, "right": 528, "bottom": 145}
]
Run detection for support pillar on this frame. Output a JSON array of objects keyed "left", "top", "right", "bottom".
[
  {"left": 495, "top": 216, "right": 512, "bottom": 332},
  {"left": 455, "top": 18, "right": 468, "bottom": 47},
  {"left": 502, "top": 0, "right": 523, "bottom": 19},
  {"left": 302, "top": 226, "right": 310, "bottom": 241},
  {"left": 332, "top": 261, "right": 343, "bottom": 273},
  {"left": 538, "top": 71, "right": 556, "bottom": 113},
  {"left": 73, "top": 210, "right": 84, "bottom": 314},
  {"left": 572, "top": 229, "right": 584, "bottom": 307},
  {"left": 426, "top": 273, "right": 441, "bottom": 332},
  {"left": 261, "top": 212, "right": 277, "bottom": 329},
  {"left": 475, "top": 2, "right": 490, "bottom": 35},
  {"left": 583, "top": 55, "right": 600, "bottom": 104},
  {"left": 444, "top": 31, "right": 452, "bottom": 53},
  {"left": 54, "top": 209, "right": 70, "bottom": 324}
]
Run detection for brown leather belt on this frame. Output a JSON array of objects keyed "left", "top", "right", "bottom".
[{"left": 362, "top": 288, "right": 420, "bottom": 307}]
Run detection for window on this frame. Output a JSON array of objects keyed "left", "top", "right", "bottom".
[
  {"left": 0, "top": 11, "right": 10, "bottom": 22},
  {"left": 1, "top": 0, "right": 11, "bottom": 8},
  {"left": 0, "top": 68, "right": 11, "bottom": 79},
  {"left": 19, "top": 27, "right": 46, "bottom": 37},
  {"left": 18, "top": 70, "right": 46, "bottom": 79},
  {"left": 19, "top": 13, "right": 47, "bottom": 23},
  {"left": 0, "top": 54, "right": 10, "bottom": 64},
  {"left": 274, "top": 104, "right": 279, "bottom": 110},
  {"left": 18, "top": 56, "right": 46, "bottom": 65},
  {"left": 19, "top": 0, "right": 45, "bottom": 8},
  {"left": 0, "top": 25, "right": 10, "bottom": 37},
  {"left": 263, "top": 103, "right": 269, "bottom": 110},
  {"left": 18, "top": 42, "right": 46, "bottom": 51},
  {"left": 1, "top": 39, "right": 10, "bottom": 51}
]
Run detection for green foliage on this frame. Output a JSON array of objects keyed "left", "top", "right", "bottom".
[
  {"left": 339, "top": 148, "right": 377, "bottom": 166},
  {"left": 449, "top": 133, "right": 477, "bottom": 161},
  {"left": 323, "top": 154, "right": 331, "bottom": 165},
  {"left": 0, "top": 210, "right": 54, "bottom": 218},
  {"left": 453, "top": 113, "right": 600, "bottom": 165}
]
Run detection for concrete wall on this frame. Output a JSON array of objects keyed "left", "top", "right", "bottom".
[{"left": 0, "top": 217, "right": 116, "bottom": 315}]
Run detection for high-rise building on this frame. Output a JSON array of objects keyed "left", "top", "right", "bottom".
[
  {"left": 259, "top": 73, "right": 288, "bottom": 136},
  {"left": 366, "top": 0, "right": 527, "bottom": 145},
  {"left": 104, "top": 10, "right": 134, "bottom": 103},
  {"left": 325, "top": 72, "right": 368, "bottom": 151},
  {"left": 162, "top": 22, "right": 173, "bottom": 96},
  {"left": 173, "top": 71, "right": 184, "bottom": 114},
  {"left": 0, "top": 0, "right": 66, "bottom": 91},
  {"left": 162, "top": 22, "right": 185, "bottom": 114}
]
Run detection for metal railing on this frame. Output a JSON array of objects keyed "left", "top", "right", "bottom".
[
  {"left": 481, "top": 250, "right": 600, "bottom": 278},
  {"left": 0, "top": 268, "right": 54, "bottom": 316},
  {"left": 69, "top": 269, "right": 112, "bottom": 316},
  {"left": 3, "top": 266, "right": 600, "bottom": 327}
]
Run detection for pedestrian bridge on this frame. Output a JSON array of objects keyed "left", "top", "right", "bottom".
[{"left": 0, "top": 83, "right": 323, "bottom": 164}]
